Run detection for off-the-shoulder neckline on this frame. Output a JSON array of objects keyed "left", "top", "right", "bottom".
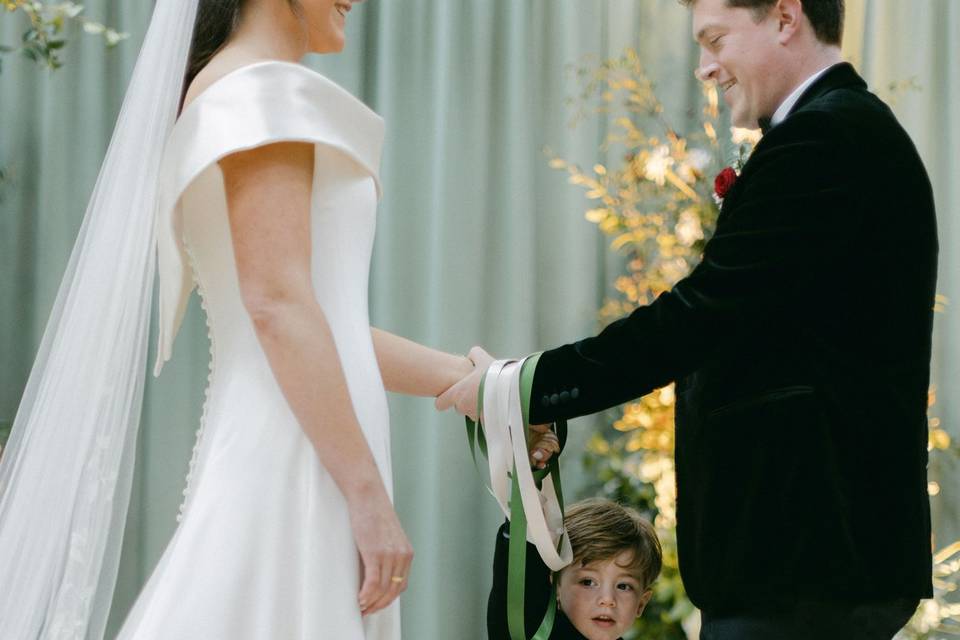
[{"left": 179, "top": 60, "right": 377, "bottom": 122}]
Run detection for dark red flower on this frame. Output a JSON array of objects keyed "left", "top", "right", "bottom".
[{"left": 714, "top": 166, "right": 738, "bottom": 199}]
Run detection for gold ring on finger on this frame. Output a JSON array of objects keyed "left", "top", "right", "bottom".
[{"left": 390, "top": 576, "right": 405, "bottom": 583}]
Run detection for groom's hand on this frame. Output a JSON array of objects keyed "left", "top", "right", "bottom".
[{"left": 434, "top": 346, "right": 494, "bottom": 420}]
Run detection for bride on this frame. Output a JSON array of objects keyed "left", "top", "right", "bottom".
[{"left": 0, "top": 0, "right": 475, "bottom": 637}]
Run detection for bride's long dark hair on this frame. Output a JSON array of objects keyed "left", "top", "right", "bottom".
[
  {"left": 186, "top": 0, "right": 245, "bottom": 93},
  {"left": 182, "top": 0, "right": 301, "bottom": 106}
]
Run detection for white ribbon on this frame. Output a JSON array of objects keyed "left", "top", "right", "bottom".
[{"left": 481, "top": 359, "right": 572, "bottom": 572}]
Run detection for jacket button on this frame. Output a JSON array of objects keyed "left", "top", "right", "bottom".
[
  {"left": 541, "top": 395, "right": 551, "bottom": 407},
  {"left": 559, "top": 391, "right": 570, "bottom": 403},
  {"left": 550, "top": 394, "right": 560, "bottom": 406},
  {"left": 571, "top": 387, "right": 580, "bottom": 399}
]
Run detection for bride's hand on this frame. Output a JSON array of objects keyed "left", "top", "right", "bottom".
[
  {"left": 348, "top": 491, "right": 414, "bottom": 616},
  {"left": 434, "top": 346, "right": 494, "bottom": 420}
]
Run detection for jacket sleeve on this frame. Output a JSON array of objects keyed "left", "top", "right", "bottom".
[{"left": 529, "top": 111, "right": 858, "bottom": 425}]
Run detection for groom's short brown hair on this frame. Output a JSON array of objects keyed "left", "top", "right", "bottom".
[
  {"left": 680, "top": 0, "right": 845, "bottom": 46},
  {"left": 561, "top": 498, "right": 663, "bottom": 589}
]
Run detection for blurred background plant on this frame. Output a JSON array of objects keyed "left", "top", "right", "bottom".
[
  {"left": 898, "top": 379, "right": 960, "bottom": 639},
  {"left": 1, "top": 1, "right": 127, "bottom": 72},
  {"left": 0, "top": 2, "right": 128, "bottom": 199},
  {"left": 554, "top": 47, "right": 958, "bottom": 640}
]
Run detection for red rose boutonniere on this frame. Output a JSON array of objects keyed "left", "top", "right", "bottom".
[{"left": 713, "top": 166, "right": 738, "bottom": 206}]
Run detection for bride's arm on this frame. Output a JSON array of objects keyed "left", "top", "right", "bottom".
[
  {"left": 371, "top": 328, "right": 474, "bottom": 397},
  {"left": 220, "top": 141, "right": 410, "bottom": 617}
]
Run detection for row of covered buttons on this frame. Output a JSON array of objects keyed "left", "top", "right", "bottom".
[{"left": 542, "top": 387, "right": 579, "bottom": 407}]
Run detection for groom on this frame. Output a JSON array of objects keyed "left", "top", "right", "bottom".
[{"left": 439, "top": 0, "right": 937, "bottom": 638}]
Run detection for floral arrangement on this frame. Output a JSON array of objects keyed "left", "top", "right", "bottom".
[{"left": 549, "top": 47, "right": 757, "bottom": 639}]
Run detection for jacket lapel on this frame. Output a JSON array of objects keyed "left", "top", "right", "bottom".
[{"left": 788, "top": 62, "right": 868, "bottom": 117}]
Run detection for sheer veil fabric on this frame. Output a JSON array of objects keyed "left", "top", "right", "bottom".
[{"left": 0, "top": 1, "right": 199, "bottom": 638}]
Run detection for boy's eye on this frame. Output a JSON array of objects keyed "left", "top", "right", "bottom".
[
  {"left": 578, "top": 578, "right": 597, "bottom": 587},
  {"left": 617, "top": 582, "right": 636, "bottom": 592},
  {"left": 710, "top": 35, "right": 724, "bottom": 48}
]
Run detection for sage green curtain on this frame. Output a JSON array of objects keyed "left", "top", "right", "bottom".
[{"left": 1, "top": 2, "right": 957, "bottom": 639}]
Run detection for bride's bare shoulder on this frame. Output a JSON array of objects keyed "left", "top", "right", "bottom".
[{"left": 182, "top": 48, "right": 273, "bottom": 111}]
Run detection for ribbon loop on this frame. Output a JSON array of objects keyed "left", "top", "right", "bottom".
[{"left": 465, "top": 356, "right": 572, "bottom": 640}]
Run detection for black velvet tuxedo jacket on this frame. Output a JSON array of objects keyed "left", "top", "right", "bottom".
[{"left": 529, "top": 63, "right": 937, "bottom": 612}]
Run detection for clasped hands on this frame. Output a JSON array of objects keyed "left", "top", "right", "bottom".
[{"left": 435, "top": 346, "right": 560, "bottom": 469}]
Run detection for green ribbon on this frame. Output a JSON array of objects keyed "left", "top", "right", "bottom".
[{"left": 465, "top": 355, "right": 568, "bottom": 640}]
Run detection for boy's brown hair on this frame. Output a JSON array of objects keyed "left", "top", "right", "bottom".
[{"left": 562, "top": 498, "right": 663, "bottom": 589}]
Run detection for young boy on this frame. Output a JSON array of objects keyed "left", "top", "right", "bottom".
[{"left": 487, "top": 497, "right": 663, "bottom": 640}]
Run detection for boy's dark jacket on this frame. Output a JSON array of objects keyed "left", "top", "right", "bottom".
[{"left": 487, "top": 522, "right": 623, "bottom": 640}]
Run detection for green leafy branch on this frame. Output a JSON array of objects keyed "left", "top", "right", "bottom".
[{"left": 1, "top": 1, "right": 128, "bottom": 72}]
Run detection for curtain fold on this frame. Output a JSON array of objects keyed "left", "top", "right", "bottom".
[{"left": 1, "top": 2, "right": 957, "bottom": 638}]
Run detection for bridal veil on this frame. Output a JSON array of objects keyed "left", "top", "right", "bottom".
[{"left": 0, "top": 1, "right": 199, "bottom": 637}]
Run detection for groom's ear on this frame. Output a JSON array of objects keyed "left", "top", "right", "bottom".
[{"left": 774, "top": 0, "right": 803, "bottom": 45}]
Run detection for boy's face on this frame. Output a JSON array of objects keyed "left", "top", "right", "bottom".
[{"left": 556, "top": 551, "right": 653, "bottom": 640}]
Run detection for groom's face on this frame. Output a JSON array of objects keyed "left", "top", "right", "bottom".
[{"left": 692, "top": 0, "right": 787, "bottom": 128}]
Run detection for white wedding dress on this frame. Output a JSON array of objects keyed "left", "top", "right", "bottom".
[{"left": 116, "top": 61, "right": 399, "bottom": 639}]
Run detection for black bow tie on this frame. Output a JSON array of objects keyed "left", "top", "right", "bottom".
[{"left": 758, "top": 116, "right": 773, "bottom": 135}]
